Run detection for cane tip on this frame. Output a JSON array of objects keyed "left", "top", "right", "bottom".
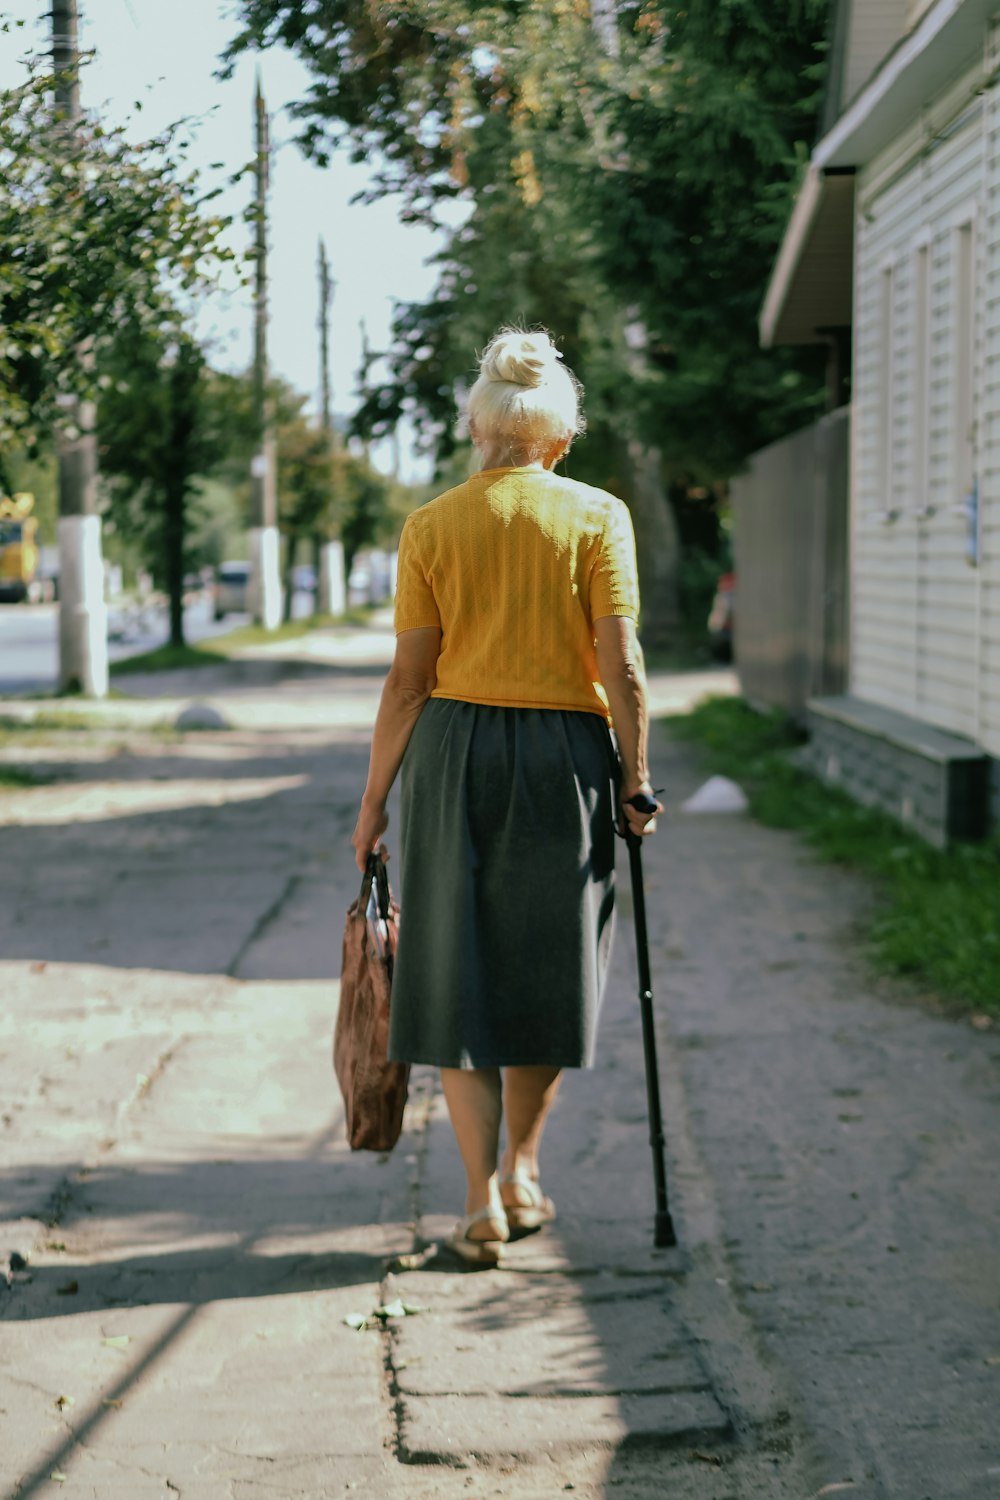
[{"left": 654, "top": 1212, "right": 678, "bottom": 1249}]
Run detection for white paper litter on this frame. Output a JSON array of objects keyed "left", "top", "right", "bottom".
[{"left": 681, "top": 775, "right": 748, "bottom": 814}]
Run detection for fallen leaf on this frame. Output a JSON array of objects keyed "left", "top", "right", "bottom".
[
  {"left": 343, "top": 1313, "right": 370, "bottom": 1331},
  {"left": 970, "top": 1014, "right": 993, "bottom": 1030},
  {"left": 813, "top": 1485, "right": 857, "bottom": 1497},
  {"left": 984, "top": 1354, "right": 1000, "bottom": 1366},
  {"left": 101, "top": 1335, "right": 131, "bottom": 1349},
  {"left": 750, "top": 1283, "right": 774, "bottom": 1293},
  {"left": 379, "top": 1298, "right": 424, "bottom": 1319},
  {"left": 101, "top": 1398, "right": 122, "bottom": 1409},
  {"left": 389, "top": 1250, "right": 433, "bottom": 1272},
  {"left": 50, "top": 1473, "right": 67, "bottom": 1484},
  {"left": 689, "top": 1449, "right": 723, "bottom": 1466},
  {"left": 54, "top": 1395, "right": 75, "bottom": 1410},
  {"left": 57, "top": 1280, "right": 79, "bottom": 1296}
]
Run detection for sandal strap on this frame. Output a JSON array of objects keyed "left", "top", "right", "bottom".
[
  {"left": 456, "top": 1203, "right": 509, "bottom": 1241},
  {"left": 500, "top": 1172, "right": 545, "bottom": 1207}
]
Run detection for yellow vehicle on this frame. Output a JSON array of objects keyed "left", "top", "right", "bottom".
[{"left": 0, "top": 493, "right": 40, "bottom": 603}]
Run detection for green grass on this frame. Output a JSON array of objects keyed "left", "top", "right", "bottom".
[
  {"left": 0, "top": 709, "right": 116, "bottom": 745},
  {"left": 669, "top": 697, "right": 1000, "bottom": 1017},
  {"left": 0, "top": 711, "right": 177, "bottom": 749},
  {"left": 0, "top": 766, "right": 43, "bottom": 788},
  {"left": 108, "top": 612, "right": 376, "bottom": 676},
  {"left": 110, "top": 642, "right": 230, "bottom": 676}
]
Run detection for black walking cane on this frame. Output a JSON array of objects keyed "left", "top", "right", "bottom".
[{"left": 624, "top": 792, "right": 678, "bottom": 1249}]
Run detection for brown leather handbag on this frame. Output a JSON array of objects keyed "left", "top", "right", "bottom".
[{"left": 333, "top": 851, "right": 410, "bottom": 1151}]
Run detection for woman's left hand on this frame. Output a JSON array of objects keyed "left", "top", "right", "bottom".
[{"left": 352, "top": 799, "right": 389, "bottom": 872}]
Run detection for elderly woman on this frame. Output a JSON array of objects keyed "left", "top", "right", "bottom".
[{"left": 351, "top": 328, "right": 658, "bottom": 1265}]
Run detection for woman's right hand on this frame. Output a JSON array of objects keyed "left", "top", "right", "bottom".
[
  {"left": 620, "top": 781, "right": 662, "bottom": 839},
  {"left": 351, "top": 797, "right": 389, "bottom": 872}
]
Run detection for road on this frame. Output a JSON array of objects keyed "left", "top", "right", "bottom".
[{"left": 0, "top": 593, "right": 311, "bottom": 695}]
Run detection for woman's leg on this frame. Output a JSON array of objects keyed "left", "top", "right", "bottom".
[
  {"left": 439, "top": 1066, "right": 505, "bottom": 1239},
  {"left": 500, "top": 1065, "right": 562, "bottom": 1182}
]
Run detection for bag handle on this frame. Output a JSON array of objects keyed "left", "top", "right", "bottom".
[{"left": 359, "top": 850, "right": 392, "bottom": 919}]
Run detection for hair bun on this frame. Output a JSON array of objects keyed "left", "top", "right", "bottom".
[{"left": 482, "top": 331, "right": 561, "bottom": 389}]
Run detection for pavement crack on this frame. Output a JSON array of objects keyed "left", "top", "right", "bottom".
[
  {"left": 380, "top": 1075, "right": 436, "bottom": 1466},
  {"left": 114, "top": 1039, "right": 182, "bottom": 1130},
  {"left": 226, "top": 874, "right": 301, "bottom": 978}
]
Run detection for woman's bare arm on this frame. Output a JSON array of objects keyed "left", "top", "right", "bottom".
[
  {"left": 594, "top": 615, "right": 660, "bottom": 838},
  {"left": 351, "top": 626, "right": 442, "bottom": 869}
]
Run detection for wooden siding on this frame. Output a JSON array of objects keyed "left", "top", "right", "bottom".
[
  {"left": 844, "top": 0, "right": 910, "bottom": 104},
  {"left": 852, "top": 40, "right": 999, "bottom": 755},
  {"left": 906, "top": 0, "right": 937, "bottom": 25},
  {"left": 978, "top": 23, "right": 1000, "bottom": 759}
]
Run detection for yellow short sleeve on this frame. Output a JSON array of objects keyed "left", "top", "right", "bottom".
[
  {"left": 393, "top": 513, "right": 442, "bottom": 633},
  {"left": 589, "top": 499, "right": 640, "bottom": 622}
]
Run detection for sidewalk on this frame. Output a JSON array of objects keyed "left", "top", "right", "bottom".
[{"left": 0, "top": 627, "right": 997, "bottom": 1499}]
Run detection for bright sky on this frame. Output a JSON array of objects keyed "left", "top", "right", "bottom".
[{"left": 1, "top": 0, "right": 461, "bottom": 473}]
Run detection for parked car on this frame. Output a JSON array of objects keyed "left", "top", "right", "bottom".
[
  {"left": 707, "top": 572, "right": 735, "bottom": 660},
  {"left": 213, "top": 560, "right": 251, "bottom": 620}
]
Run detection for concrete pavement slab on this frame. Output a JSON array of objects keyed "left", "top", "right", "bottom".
[
  {"left": 396, "top": 1391, "right": 731, "bottom": 1467},
  {"left": 2, "top": 629, "right": 997, "bottom": 1498}
]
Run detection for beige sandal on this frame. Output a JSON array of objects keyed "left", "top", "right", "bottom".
[
  {"left": 500, "top": 1172, "right": 557, "bottom": 1234},
  {"left": 447, "top": 1203, "right": 509, "bottom": 1266}
]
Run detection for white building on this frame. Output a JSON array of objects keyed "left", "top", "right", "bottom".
[{"left": 759, "top": 0, "right": 1000, "bottom": 844}]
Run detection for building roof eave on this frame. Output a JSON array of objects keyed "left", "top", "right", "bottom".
[
  {"left": 762, "top": 0, "right": 993, "bottom": 348},
  {"left": 816, "top": 0, "right": 993, "bottom": 169},
  {"left": 760, "top": 168, "right": 855, "bottom": 349}
]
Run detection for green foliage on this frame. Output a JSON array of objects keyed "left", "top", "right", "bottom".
[
  {"left": 226, "top": 0, "right": 830, "bottom": 482},
  {"left": 671, "top": 697, "right": 1000, "bottom": 1014},
  {"left": 0, "top": 58, "right": 242, "bottom": 447}
]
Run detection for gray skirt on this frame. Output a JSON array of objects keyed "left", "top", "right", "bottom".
[{"left": 389, "top": 698, "right": 619, "bottom": 1069}]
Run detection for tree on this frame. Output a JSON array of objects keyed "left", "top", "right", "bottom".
[
  {"left": 275, "top": 401, "right": 337, "bottom": 618},
  {"left": 0, "top": 51, "right": 240, "bottom": 448},
  {"left": 193, "top": 365, "right": 399, "bottom": 611},
  {"left": 225, "top": 1, "right": 830, "bottom": 641},
  {"left": 98, "top": 330, "right": 213, "bottom": 647}
]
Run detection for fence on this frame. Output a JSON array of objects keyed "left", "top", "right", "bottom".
[{"left": 730, "top": 406, "right": 849, "bottom": 717}]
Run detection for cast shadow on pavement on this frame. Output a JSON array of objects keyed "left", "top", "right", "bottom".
[{"left": 0, "top": 738, "right": 376, "bottom": 977}]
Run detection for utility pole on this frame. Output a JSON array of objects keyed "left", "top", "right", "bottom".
[
  {"left": 318, "top": 238, "right": 333, "bottom": 441},
  {"left": 247, "top": 71, "right": 281, "bottom": 630},
  {"left": 52, "top": 0, "right": 108, "bottom": 695},
  {"left": 316, "top": 237, "right": 345, "bottom": 617},
  {"left": 358, "top": 318, "right": 374, "bottom": 464}
]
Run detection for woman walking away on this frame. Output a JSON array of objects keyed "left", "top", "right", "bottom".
[{"left": 351, "top": 327, "right": 660, "bottom": 1266}]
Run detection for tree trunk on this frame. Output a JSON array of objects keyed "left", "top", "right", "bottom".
[
  {"left": 283, "top": 532, "right": 296, "bottom": 623},
  {"left": 623, "top": 441, "right": 681, "bottom": 651},
  {"left": 164, "top": 348, "right": 201, "bottom": 650},
  {"left": 311, "top": 532, "right": 322, "bottom": 618},
  {"left": 163, "top": 466, "right": 185, "bottom": 649}
]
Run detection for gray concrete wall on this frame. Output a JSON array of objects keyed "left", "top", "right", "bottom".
[{"left": 803, "top": 695, "right": 992, "bottom": 848}]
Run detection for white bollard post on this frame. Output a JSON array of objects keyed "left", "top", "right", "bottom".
[
  {"left": 248, "top": 525, "right": 282, "bottom": 630},
  {"left": 318, "top": 540, "right": 346, "bottom": 617},
  {"left": 57, "top": 514, "right": 108, "bottom": 696}
]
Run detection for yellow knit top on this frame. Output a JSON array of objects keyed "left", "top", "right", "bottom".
[{"left": 393, "top": 466, "right": 640, "bottom": 719}]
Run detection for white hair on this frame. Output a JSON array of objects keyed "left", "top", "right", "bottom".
[{"left": 466, "top": 328, "right": 584, "bottom": 459}]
